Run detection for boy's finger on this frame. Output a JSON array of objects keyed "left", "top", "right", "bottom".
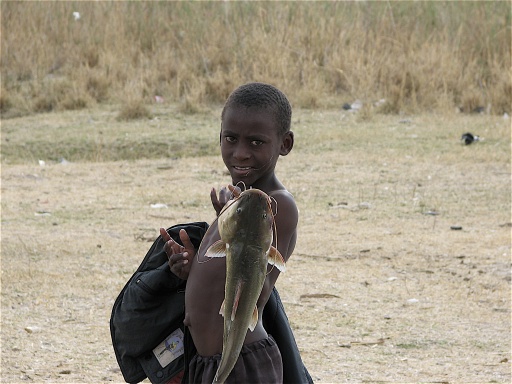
[
  {"left": 210, "top": 187, "right": 217, "bottom": 202},
  {"left": 169, "top": 254, "right": 188, "bottom": 269},
  {"left": 160, "top": 227, "right": 171, "bottom": 242},
  {"left": 219, "top": 187, "right": 230, "bottom": 203},
  {"left": 210, "top": 188, "right": 221, "bottom": 212},
  {"left": 170, "top": 241, "right": 182, "bottom": 254},
  {"left": 179, "top": 229, "right": 195, "bottom": 250},
  {"left": 227, "top": 184, "right": 241, "bottom": 197},
  {"left": 168, "top": 253, "right": 181, "bottom": 264}
]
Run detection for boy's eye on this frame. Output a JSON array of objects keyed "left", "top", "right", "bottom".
[
  {"left": 225, "top": 136, "right": 236, "bottom": 143},
  {"left": 251, "top": 140, "right": 264, "bottom": 146}
]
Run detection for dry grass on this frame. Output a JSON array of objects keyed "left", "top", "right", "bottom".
[
  {"left": 1, "top": 1, "right": 510, "bottom": 118},
  {"left": 117, "top": 100, "right": 152, "bottom": 121},
  {"left": 1, "top": 105, "right": 510, "bottom": 382}
]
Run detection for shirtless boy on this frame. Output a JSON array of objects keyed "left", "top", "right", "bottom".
[{"left": 160, "top": 82, "right": 298, "bottom": 383}]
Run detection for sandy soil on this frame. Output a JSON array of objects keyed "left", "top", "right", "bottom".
[{"left": 1, "top": 109, "right": 510, "bottom": 383}]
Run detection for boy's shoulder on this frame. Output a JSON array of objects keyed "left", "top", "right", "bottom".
[
  {"left": 269, "top": 188, "right": 298, "bottom": 226},
  {"left": 267, "top": 188, "right": 297, "bottom": 261},
  {"left": 268, "top": 186, "right": 295, "bottom": 201},
  {"left": 269, "top": 188, "right": 296, "bottom": 206}
]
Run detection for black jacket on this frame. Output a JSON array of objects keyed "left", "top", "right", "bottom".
[{"left": 110, "top": 222, "right": 313, "bottom": 384}]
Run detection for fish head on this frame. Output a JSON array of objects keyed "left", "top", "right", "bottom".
[{"left": 218, "top": 188, "right": 274, "bottom": 244}]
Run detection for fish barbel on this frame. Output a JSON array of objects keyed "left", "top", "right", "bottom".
[{"left": 204, "top": 186, "right": 286, "bottom": 384}]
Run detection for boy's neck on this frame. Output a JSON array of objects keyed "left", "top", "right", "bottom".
[{"left": 236, "top": 173, "right": 283, "bottom": 194}]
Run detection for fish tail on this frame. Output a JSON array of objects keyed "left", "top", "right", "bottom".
[{"left": 213, "top": 325, "right": 246, "bottom": 384}]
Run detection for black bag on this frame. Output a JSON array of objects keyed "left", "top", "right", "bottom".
[
  {"left": 263, "top": 288, "right": 313, "bottom": 384},
  {"left": 110, "top": 222, "right": 209, "bottom": 384},
  {"left": 110, "top": 222, "right": 313, "bottom": 384}
]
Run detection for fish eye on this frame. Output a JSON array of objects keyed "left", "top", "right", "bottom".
[
  {"left": 262, "top": 213, "right": 267, "bottom": 219},
  {"left": 236, "top": 208, "right": 242, "bottom": 214}
]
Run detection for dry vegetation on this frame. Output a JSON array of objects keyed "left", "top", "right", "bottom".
[
  {"left": 1, "top": 1, "right": 511, "bottom": 383},
  {"left": 1, "top": 105, "right": 511, "bottom": 382},
  {"left": 1, "top": 1, "right": 511, "bottom": 119}
]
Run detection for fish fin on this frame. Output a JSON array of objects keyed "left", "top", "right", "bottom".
[
  {"left": 231, "top": 281, "right": 243, "bottom": 321},
  {"left": 267, "top": 246, "right": 286, "bottom": 272},
  {"left": 205, "top": 240, "right": 227, "bottom": 258},
  {"left": 219, "top": 299, "right": 225, "bottom": 317},
  {"left": 248, "top": 306, "right": 258, "bottom": 332}
]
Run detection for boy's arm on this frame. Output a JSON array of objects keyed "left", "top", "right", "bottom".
[
  {"left": 260, "top": 190, "right": 298, "bottom": 300},
  {"left": 271, "top": 189, "right": 299, "bottom": 262}
]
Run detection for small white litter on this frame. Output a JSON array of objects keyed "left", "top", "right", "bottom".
[{"left": 150, "top": 203, "right": 168, "bottom": 209}]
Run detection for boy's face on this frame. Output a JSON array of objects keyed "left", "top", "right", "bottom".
[{"left": 220, "top": 106, "right": 292, "bottom": 188}]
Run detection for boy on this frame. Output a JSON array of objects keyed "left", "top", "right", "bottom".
[{"left": 161, "top": 83, "right": 299, "bottom": 383}]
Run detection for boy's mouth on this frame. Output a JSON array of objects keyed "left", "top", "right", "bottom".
[{"left": 232, "top": 166, "right": 254, "bottom": 177}]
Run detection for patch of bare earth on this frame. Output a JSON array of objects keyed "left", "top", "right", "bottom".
[{"left": 1, "top": 109, "right": 510, "bottom": 383}]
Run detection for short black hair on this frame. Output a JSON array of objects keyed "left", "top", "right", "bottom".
[{"left": 221, "top": 82, "right": 292, "bottom": 135}]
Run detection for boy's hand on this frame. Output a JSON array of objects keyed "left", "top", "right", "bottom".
[
  {"left": 160, "top": 228, "right": 195, "bottom": 280},
  {"left": 210, "top": 185, "right": 241, "bottom": 216}
]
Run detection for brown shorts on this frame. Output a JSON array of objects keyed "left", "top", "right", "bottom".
[{"left": 187, "top": 335, "right": 283, "bottom": 384}]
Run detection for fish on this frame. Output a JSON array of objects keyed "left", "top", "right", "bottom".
[{"left": 204, "top": 186, "right": 286, "bottom": 384}]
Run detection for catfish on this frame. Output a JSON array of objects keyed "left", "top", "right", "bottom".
[{"left": 203, "top": 186, "right": 286, "bottom": 384}]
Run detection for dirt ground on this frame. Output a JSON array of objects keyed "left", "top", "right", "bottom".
[{"left": 1, "top": 108, "right": 510, "bottom": 383}]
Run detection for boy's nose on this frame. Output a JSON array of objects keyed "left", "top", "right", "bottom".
[{"left": 232, "top": 144, "right": 250, "bottom": 160}]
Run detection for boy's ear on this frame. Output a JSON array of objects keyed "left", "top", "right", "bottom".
[{"left": 279, "top": 131, "right": 294, "bottom": 156}]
